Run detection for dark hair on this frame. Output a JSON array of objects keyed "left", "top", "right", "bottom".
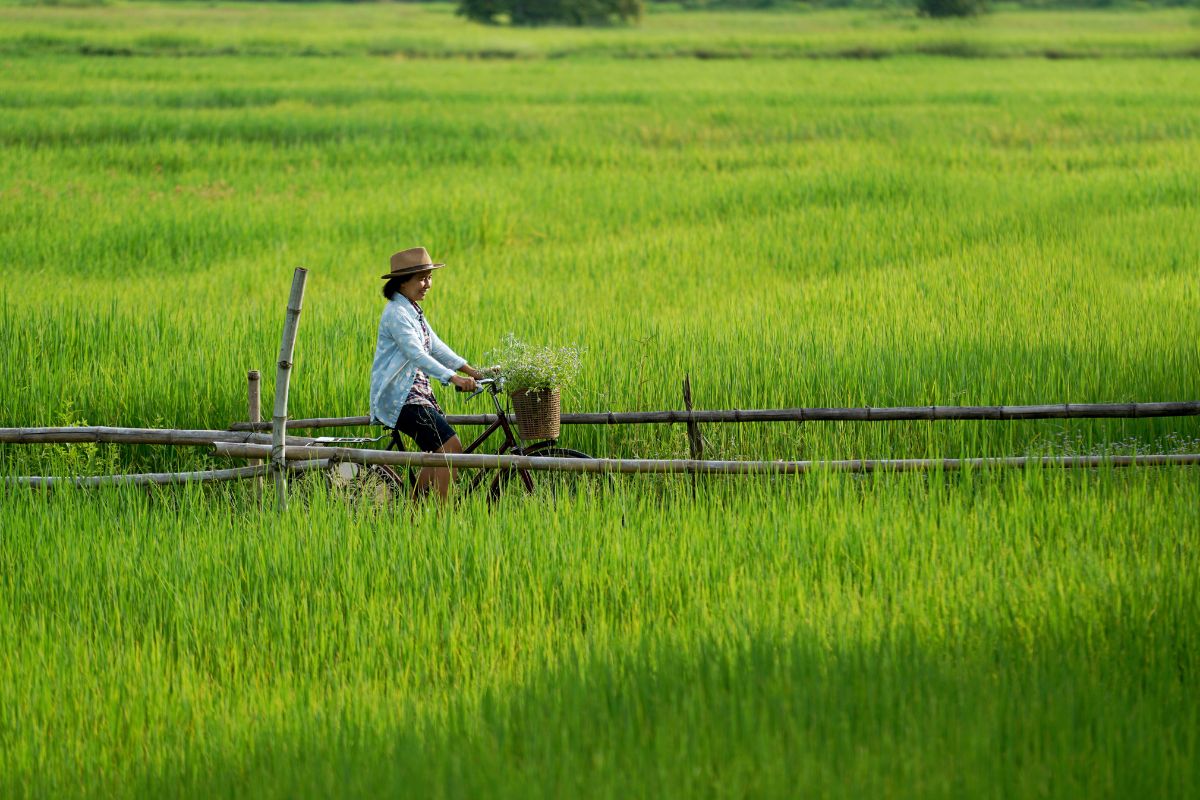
[
  {"left": 382, "top": 271, "right": 430, "bottom": 300},
  {"left": 382, "top": 276, "right": 409, "bottom": 300}
]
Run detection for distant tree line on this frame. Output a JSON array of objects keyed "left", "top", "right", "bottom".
[
  {"left": 115, "top": 0, "right": 1200, "bottom": 24},
  {"left": 674, "top": 0, "right": 1191, "bottom": 5},
  {"left": 457, "top": 0, "right": 642, "bottom": 25},
  {"left": 125, "top": 0, "right": 1199, "bottom": 5},
  {"left": 455, "top": 0, "right": 1193, "bottom": 23}
]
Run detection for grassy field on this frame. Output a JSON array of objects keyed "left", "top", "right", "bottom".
[
  {"left": 3, "top": 473, "right": 1197, "bottom": 797},
  {"left": 1, "top": 3, "right": 1199, "bottom": 797}
]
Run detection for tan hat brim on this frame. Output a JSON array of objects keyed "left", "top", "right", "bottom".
[{"left": 380, "top": 262, "right": 446, "bottom": 279}]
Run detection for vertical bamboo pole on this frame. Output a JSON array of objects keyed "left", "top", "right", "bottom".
[
  {"left": 683, "top": 374, "right": 703, "bottom": 459},
  {"left": 247, "top": 369, "right": 262, "bottom": 506},
  {"left": 683, "top": 373, "right": 702, "bottom": 498},
  {"left": 272, "top": 268, "right": 308, "bottom": 511}
]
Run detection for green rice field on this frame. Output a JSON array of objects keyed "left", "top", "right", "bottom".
[{"left": 1, "top": 3, "right": 1198, "bottom": 797}]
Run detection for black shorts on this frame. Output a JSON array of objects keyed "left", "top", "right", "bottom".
[{"left": 393, "top": 404, "right": 457, "bottom": 453}]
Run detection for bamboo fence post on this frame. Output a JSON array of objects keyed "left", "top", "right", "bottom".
[
  {"left": 683, "top": 374, "right": 702, "bottom": 498},
  {"left": 682, "top": 374, "right": 703, "bottom": 459},
  {"left": 248, "top": 370, "right": 262, "bottom": 506},
  {"left": 271, "top": 268, "right": 308, "bottom": 511}
]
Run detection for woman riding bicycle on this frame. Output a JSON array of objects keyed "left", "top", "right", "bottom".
[{"left": 369, "top": 247, "right": 486, "bottom": 500}]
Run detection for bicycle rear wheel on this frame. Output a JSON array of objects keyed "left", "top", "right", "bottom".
[{"left": 325, "top": 461, "right": 406, "bottom": 508}]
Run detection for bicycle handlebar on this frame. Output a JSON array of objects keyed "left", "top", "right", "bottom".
[
  {"left": 463, "top": 375, "right": 504, "bottom": 400},
  {"left": 451, "top": 365, "right": 505, "bottom": 398}
]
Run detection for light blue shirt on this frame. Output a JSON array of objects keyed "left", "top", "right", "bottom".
[{"left": 369, "top": 297, "right": 466, "bottom": 428}]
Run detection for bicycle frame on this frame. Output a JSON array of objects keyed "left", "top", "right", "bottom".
[
  {"left": 461, "top": 383, "right": 534, "bottom": 493},
  {"left": 385, "top": 378, "right": 552, "bottom": 497}
]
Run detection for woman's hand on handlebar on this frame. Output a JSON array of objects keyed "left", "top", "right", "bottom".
[{"left": 451, "top": 374, "right": 478, "bottom": 393}]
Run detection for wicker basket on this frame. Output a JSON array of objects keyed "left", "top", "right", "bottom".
[{"left": 510, "top": 388, "right": 561, "bottom": 441}]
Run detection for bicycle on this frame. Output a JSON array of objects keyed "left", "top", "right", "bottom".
[{"left": 320, "top": 373, "right": 600, "bottom": 505}]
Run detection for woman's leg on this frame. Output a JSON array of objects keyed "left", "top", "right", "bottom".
[
  {"left": 398, "top": 405, "right": 461, "bottom": 503},
  {"left": 415, "top": 435, "right": 462, "bottom": 500}
]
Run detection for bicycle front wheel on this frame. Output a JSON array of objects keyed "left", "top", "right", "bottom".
[{"left": 487, "top": 445, "right": 610, "bottom": 503}]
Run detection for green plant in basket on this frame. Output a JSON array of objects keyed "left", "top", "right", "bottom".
[
  {"left": 486, "top": 334, "right": 583, "bottom": 441},
  {"left": 487, "top": 333, "right": 582, "bottom": 394}
]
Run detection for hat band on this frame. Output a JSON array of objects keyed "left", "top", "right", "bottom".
[{"left": 381, "top": 261, "right": 444, "bottom": 279}]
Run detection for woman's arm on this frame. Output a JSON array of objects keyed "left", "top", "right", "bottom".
[
  {"left": 458, "top": 364, "right": 485, "bottom": 380},
  {"left": 428, "top": 327, "right": 467, "bottom": 372},
  {"left": 428, "top": 324, "right": 484, "bottom": 388},
  {"left": 381, "top": 307, "right": 457, "bottom": 385}
]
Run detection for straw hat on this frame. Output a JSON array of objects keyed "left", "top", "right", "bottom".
[{"left": 381, "top": 246, "right": 445, "bottom": 280}]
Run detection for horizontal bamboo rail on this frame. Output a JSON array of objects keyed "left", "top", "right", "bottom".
[
  {"left": 0, "top": 426, "right": 319, "bottom": 447},
  {"left": 225, "top": 401, "right": 1200, "bottom": 432},
  {"left": 5, "top": 459, "right": 331, "bottom": 489},
  {"left": 229, "top": 415, "right": 371, "bottom": 430},
  {"left": 213, "top": 441, "right": 1200, "bottom": 476}
]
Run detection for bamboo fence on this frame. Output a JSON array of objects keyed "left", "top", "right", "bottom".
[
  {"left": 0, "top": 426, "right": 318, "bottom": 447},
  {"left": 212, "top": 441, "right": 1200, "bottom": 477},
  {"left": 226, "top": 401, "right": 1200, "bottom": 433},
  {"left": 4, "top": 266, "right": 1197, "bottom": 492},
  {"left": 0, "top": 427, "right": 325, "bottom": 491},
  {"left": 5, "top": 459, "right": 330, "bottom": 489}
]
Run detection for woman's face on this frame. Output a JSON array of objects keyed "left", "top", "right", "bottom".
[{"left": 399, "top": 270, "right": 432, "bottom": 303}]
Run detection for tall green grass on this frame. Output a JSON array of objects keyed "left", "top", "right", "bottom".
[
  {"left": 1, "top": 55, "right": 1197, "bottom": 471},
  {"left": 2, "top": 470, "right": 1197, "bottom": 797},
  {"left": 1, "top": 7, "right": 1198, "bottom": 797}
]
